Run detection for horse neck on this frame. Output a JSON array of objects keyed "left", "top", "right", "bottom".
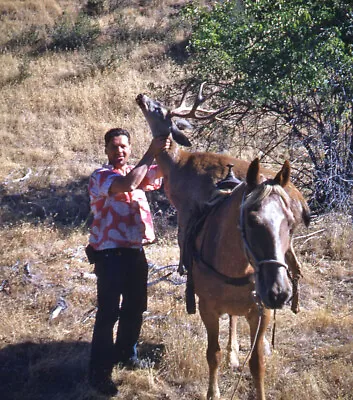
[{"left": 198, "top": 184, "right": 251, "bottom": 277}]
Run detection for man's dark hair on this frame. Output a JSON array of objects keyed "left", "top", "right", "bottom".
[{"left": 104, "top": 128, "right": 131, "bottom": 146}]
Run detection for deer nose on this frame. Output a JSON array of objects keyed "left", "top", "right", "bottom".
[{"left": 136, "top": 94, "right": 143, "bottom": 104}]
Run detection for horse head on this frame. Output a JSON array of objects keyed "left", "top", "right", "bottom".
[{"left": 242, "top": 158, "right": 295, "bottom": 309}]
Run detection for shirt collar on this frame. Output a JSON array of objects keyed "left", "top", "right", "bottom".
[{"left": 103, "top": 163, "right": 130, "bottom": 175}]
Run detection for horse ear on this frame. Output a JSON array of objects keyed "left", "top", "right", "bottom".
[
  {"left": 246, "top": 158, "right": 261, "bottom": 188},
  {"left": 274, "top": 160, "right": 291, "bottom": 187}
]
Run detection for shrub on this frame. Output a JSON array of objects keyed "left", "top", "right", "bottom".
[
  {"left": 83, "top": 0, "right": 106, "bottom": 16},
  {"left": 50, "top": 14, "right": 100, "bottom": 51}
]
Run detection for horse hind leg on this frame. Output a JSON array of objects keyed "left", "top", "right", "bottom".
[
  {"left": 199, "top": 304, "right": 221, "bottom": 400},
  {"left": 226, "top": 315, "right": 240, "bottom": 371},
  {"left": 246, "top": 309, "right": 271, "bottom": 400},
  {"left": 226, "top": 315, "right": 271, "bottom": 371}
]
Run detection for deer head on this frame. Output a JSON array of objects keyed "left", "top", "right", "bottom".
[{"left": 136, "top": 82, "right": 228, "bottom": 147}]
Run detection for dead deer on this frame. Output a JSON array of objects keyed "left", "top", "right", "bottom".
[
  {"left": 136, "top": 83, "right": 306, "bottom": 282},
  {"left": 136, "top": 84, "right": 249, "bottom": 270}
]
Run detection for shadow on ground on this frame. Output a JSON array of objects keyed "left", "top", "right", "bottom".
[
  {"left": 0, "top": 340, "right": 166, "bottom": 400},
  {"left": 0, "top": 177, "right": 91, "bottom": 228},
  {"left": 0, "top": 340, "right": 92, "bottom": 400}
]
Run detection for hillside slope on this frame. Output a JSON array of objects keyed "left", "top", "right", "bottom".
[{"left": 0, "top": 1, "right": 352, "bottom": 399}]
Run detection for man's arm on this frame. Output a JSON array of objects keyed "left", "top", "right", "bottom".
[{"left": 109, "top": 137, "right": 170, "bottom": 194}]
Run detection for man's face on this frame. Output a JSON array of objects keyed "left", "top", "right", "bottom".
[{"left": 105, "top": 135, "right": 131, "bottom": 169}]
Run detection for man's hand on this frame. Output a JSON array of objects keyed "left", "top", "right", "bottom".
[{"left": 149, "top": 136, "right": 171, "bottom": 156}]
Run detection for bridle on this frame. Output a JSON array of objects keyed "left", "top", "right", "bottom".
[
  {"left": 192, "top": 182, "right": 290, "bottom": 288},
  {"left": 239, "top": 187, "right": 289, "bottom": 274},
  {"left": 239, "top": 185, "right": 296, "bottom": 329},
  {"left": 230, "top": 186, "right": 292, "bottom": 399}
]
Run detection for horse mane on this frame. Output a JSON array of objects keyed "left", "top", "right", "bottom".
[{"left": 244, "top": 183, "right": 291, "bottom": 210}]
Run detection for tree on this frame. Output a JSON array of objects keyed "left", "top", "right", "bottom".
[{"left": 184, "top": 0, "right": 353, "bottom": 213}]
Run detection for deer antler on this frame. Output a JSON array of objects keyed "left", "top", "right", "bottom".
[{"left": 170, "top": 82, "right": 228, "bottom": 120}]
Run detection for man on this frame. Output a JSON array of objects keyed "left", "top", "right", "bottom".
[{"left": 86, "top": 128, "right": 170, "bottom": 396}]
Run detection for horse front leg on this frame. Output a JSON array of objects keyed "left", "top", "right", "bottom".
[
  {"left": 226, "top": 315, "right": 239, "bottom": 370},
  {"left": 246, "top": 308, "right": 271, "bottom": 400},
  {"left": 199, "top": 302, "right": 221, "bottom": 400}
]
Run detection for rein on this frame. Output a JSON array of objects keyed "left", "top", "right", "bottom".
[
  {"left": 230, "top": 290, "right": 264, "bottom": 400},
  {"left": 194, "top": 252, "right": 254, "bottom": 286}
]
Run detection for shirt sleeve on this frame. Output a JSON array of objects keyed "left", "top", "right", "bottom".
[
  {"left": 138, "top": 164, "right": 163, "bottom": 192},
  {"left": 89, "top": 168, "right": 119, "bottom": 198}
]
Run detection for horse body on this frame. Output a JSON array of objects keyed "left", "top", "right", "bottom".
[{"left": 192, "top": 159, "right": 307, "bottom": 399}]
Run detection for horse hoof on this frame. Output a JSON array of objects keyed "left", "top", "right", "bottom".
[{"left": 227, "top": 357, "right": 240, "bottom": 372}]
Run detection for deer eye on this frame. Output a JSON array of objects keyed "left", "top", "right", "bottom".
[{"left": 154, "top": 106, "right": 164, "bottom": 116}]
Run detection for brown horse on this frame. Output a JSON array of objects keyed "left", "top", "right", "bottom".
[
  {"left": 192, "top": 157, "right": 310, "bottom": 399},
  {"left": 136, "top": 89, "right": 310, "bottom": 399}
]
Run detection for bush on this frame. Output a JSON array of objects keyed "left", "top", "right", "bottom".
[
  {"left": 83, "top": 0, "right": 106, "bottom": 16},
  {"left": 50, "top": 14, "right": 100, "bottom": 51}
]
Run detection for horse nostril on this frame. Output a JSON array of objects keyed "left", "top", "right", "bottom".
[{"left": 268, "top": 289, "right": 289, "bottom": 308}]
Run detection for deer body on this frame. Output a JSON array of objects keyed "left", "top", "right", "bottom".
[
  {"left": 136, "top": 92, "right": 255, "bottom": 274},
  {"left": 155, "top": 139, "right": 249, "bottom": 278},
  {"left": 156, "top": 140, "right": 248, "bottom": 210}
]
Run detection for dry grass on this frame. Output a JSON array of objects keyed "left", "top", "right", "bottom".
[{"left": 0, "top": 1, "right": 352, "bottom": 399}]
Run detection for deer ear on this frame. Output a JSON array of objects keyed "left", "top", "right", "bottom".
[
  {"left": 170, "top": 125, "right": 192, "bottom": 147},
  {"left": 174, "top": 118, "right": 193, "bottom": 131},
  {"left": 274, "top": 160, "right": 291, "bottom": 187},
  {"left": 246, "top": 158, "right": 261, "bottom": 188}
]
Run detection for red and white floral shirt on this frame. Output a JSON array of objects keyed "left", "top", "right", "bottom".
[{"left": 88, "top": 164, "right": 162, "bottom": 250}]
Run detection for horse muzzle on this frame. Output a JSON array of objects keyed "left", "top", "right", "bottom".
[
  {"left": 255, "top": 262, "right": 292, "bottom": 309},
  {"left": 266, "top": 283, "right": 292, "bottom": 309}
]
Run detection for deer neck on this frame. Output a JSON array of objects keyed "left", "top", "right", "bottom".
[{"left": 155, "top": 140, "right": 182, "bottom": 174}]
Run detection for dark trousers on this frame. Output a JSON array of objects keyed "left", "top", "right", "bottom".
[{"left": 89, "top": 247, "right": 148, "bottom": 380}]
